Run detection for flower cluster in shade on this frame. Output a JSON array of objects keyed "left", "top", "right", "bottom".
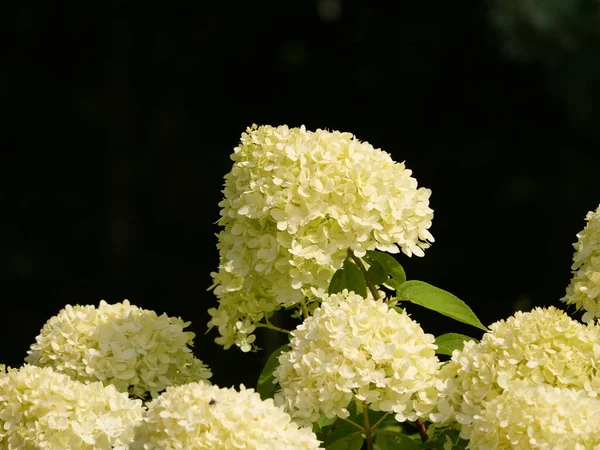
[
  {"left": 132, "top": 381, "right": 321, "bottom": 450},
  {"left": 208, "top": 124, "right": 434, "bottom": 351},
  {"left": 273, "top": 290, "right": 442, "bottom": 427},
  {"left": 0, "top": 364, "right": 144, "bottom": 449},
  {"left": 562, "top": 204, "right": 600, "bottom": 322},
  {"left": 25, "top": 299, "right": 212, "bottom": 399},
  {"left": 429, "top": 306, "right": 600, "bottom": 440},
  {"left": 467, "top": 380, "right": 600, "bottom": 449}
]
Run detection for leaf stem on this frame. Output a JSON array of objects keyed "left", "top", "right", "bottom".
[
  {"left": 363, "top": 401, "right": 374, "bottom": 450},
  {"left": 370, "top": 411, "right": 390, "bottom": 430},
  {"left": 339, "top": 416, "right": 365, "bottom": 431},
  {"left": 300, "top": 298, "right": 309, "bottom": 319},
  {"left": 416, "top": 419, "right": 429, "bottom": 443},
  {"left": 256, "top": 322, "right": 291, "bottom": 334},
  {"left": 348, "top": 249, "right": 380, "bottom": 300}
]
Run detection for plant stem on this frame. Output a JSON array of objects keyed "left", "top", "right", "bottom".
[
  {"left": 363, "top": 402, "right": 374, "bottom": 450},
  {"left": 300, "top": 298, "right": 309, "bottom": 319},
  {"left": 416, "top": 419, "right": 429, "bottom": 443},
  {"left": 339, "top": 416, "right": 364, "bottom": 431},
  {"left": 370, "top": 412, "right": 390, "bottom": 430},
  {"left": 255, "top": 322, "right": 291, "bottom": 334},
  {"left": 347, "top": 249, "right": 380, "bottom": 300}
]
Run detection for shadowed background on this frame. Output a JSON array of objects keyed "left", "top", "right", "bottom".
[{"left": 2, "top": 0, "right": 600, "bottom": 388}]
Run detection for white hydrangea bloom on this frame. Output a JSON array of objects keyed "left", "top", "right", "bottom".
[
  {"left": 0, "top": 364, "right": 144, "bottom": 449},
  {"left": 562, "top": 204, "right": 600, "bottom": 322},
  {"left": 25, "top": 299, "right": 212, "bottom": 399},
  {"left": 468, "top": 380, "right": 600, "bottom": 449},
  {"left": 133, "top": 381, "right": 321, "bottom": 450},
  {"left": 209, "top": 124, "right": 434, "bottom": 350},
  {"left": 273, "top": 290, "right": 441, "bottom": 426},
  {"left": 431, "top": 306, "right": 600, "bottom": 439}
]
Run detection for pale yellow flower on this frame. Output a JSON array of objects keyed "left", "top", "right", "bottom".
[
  {"left": 25, "top": 299, "right": 212, "bottom": 398},
  {"left": 134, "top": 381, "right": 321, "bottom": 449},
  {"left": 273, "top": 290, "right": 441, "bottom": 426},
  {"left": 210, "top": 124, "right": 434, "bottom": 350},
  {"left": 430, "top": 306, "right": 600, "bottom": 439},
  {"left": 563, "top": 204, "right": 600, "bottom": 321},
  {"left": 0, "top": 364, "right": 144, "bottom": 449},
  {"left": 469, "top": 380, "right": 600, "bottom": 449}
]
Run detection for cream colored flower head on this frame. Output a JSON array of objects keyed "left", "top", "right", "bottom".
[
  {"left": 209, "top": 124, "right": 434, "bottom": 350},
  {"left": 134, "top": 381, "right": 321, "bottom": 450},
  {"left": 562, "top": 204, "right": 600, "bottom": 322},
  {"left": 25, "top": 299, "right": 212, "bottom": 399},
  {"left": 432, "top": 306, "right": 600, "bottom": 439},
  {"left": 468, "top": 380, "right": 600, "bottom": 449},
  {"left": 0, "top": 364, "right": 144, "bottom": 449},
  {"left": 273, "top": 290, "right": 441, "bottom": 426}
]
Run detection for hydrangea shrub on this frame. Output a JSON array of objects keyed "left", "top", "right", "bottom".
[{"left": 6, "top": 125, "right": 600, "bottom": 450}]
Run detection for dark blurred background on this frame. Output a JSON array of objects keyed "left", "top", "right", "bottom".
[{"left": 2, "top": 1, "right": 600, "bottom": 388}]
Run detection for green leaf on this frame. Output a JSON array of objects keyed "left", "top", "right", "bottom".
[
  {"left": 327, "top": 259, "right": 368, "bottom": 298},
  {"left": 434, "top": 333, "right": 478, "bottom": 356},
  {"left": 367, "top": 260, "right": 388, "bottom": 285},
  {"left": 343, "top": 259, "right": 368, "bottom": 297},
  {"left": 375, "top": 432, "right": 421, "bottom": 450},
  {"left": 321, "top": 418, "right": 363, "bottom": 447},
  {"left": 328, "top": 268, "right": 345, "bottom": 294},
  {"left": 313, "top": 415, "right": 338, "bottom": 436},
  {"left": 364, "top": 251, "right": 407, "bottom": 289},
  {"left": 416, "top": 427, "right": 468, "bottom": 449},
  {"left": 395, "top": 280, "right": 488, "bottom": 331},
  {"left": 326, "top": 433, "right": 364, "bottom": 450},
  {"left": 320, "top": 404, "right": 390, "bottom": 447},
  {"left": 256, "top": 344, "right": 289, "bottom": 400}
]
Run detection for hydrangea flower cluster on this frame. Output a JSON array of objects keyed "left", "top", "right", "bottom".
[
  {"left": 0, "top": 364, "right": 144, "bottom": 449},
  {"left": 133, "top": 381, "right": 321, "bottom": 449},
  {"left": 273, "top": 290, "right": 441, "bottom": 427},
  {"left": 562, "top": 204, "right": 600, "bottom": 322},
  {"left": 25, "top": 299, "right": 212, "bottom": 399},
  {"left": 468, "top": 380, "right": 600, "bottom": 449},
  {"left": 432, "top": 306, "right": 600, "bottom": 439},
  {"left": 209, "top": 124, "right": 434, "bottom": 350}
]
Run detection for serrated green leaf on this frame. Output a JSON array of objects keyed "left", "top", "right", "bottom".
[
  {"left": 434, "top": 333, "right": 478, "bottom": 356},
  {"left": 256, "top": 344, "right": 289, "bottom": 400},
  {"left": 364, "top": 251, "right": 407, "bottom": 289},
  {"left": 326, "top": 433, "right": 364, "bottom": 450},
  {"left": 395, "top": 280, "right": 488, "bottom": 331},
  {"left": 375, "top": 432, "right": 421, "bottom": 450}
]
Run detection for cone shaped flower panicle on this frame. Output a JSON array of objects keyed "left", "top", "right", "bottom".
[
  {"left": 25, "top": 299, "right": 212, "bottom": 399},
  {"left": 0, "top": 364, "right": 144, "bottom": 449},
  {"left": 273, "top": 290, "right": 442, "bottom": 427},
  {"left": 209, "top": 124, "right": 434, "bottom": 350},
  {"left": 563, "top": 204, "right": 600, "bottom": 322},
  {"left": 468, "top": 379, "right": 600, "bottom": 449},
  {"left": 427, "top": 306, "right": 600, "bottom": 440},
  {"left": 133, "top": 381, "right": 321, "bottom": 450}
]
